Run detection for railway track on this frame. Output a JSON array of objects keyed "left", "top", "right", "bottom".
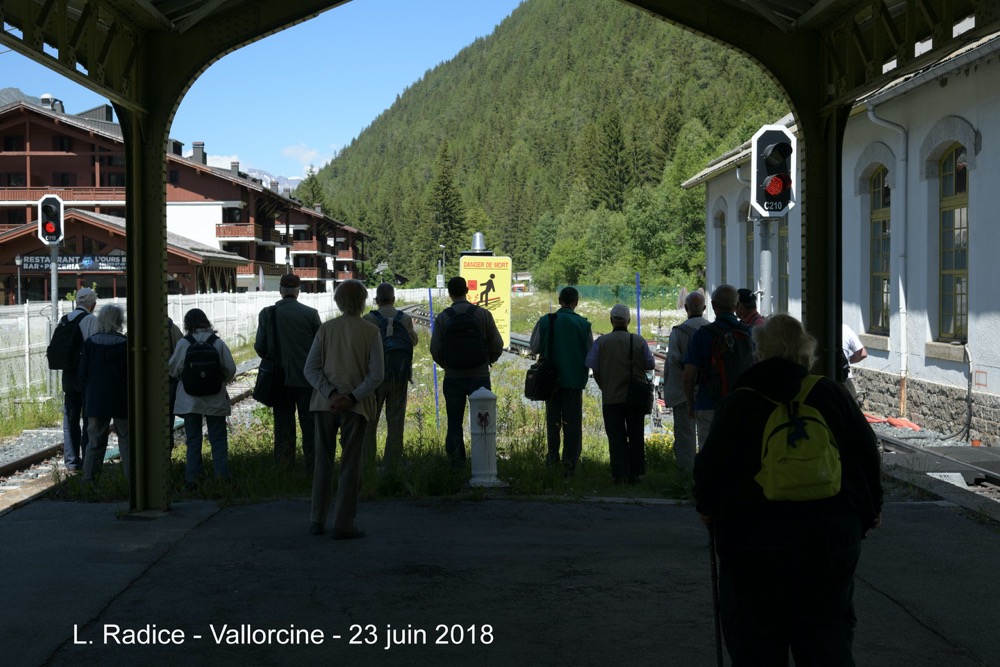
[
  {"left": 0, "top": 366, "right": 259, "bottom": 515},
  {"left": 876, "top": 427, "right": 1000, "bottom": 504}
]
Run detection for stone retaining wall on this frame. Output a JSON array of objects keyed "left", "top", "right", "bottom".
[{"left": 856, "top": 368, "right": 1000, "bottom": 446}]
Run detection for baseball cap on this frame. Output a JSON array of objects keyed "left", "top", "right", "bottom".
[{"left": 610, "top": 304, "right": 630, "bottom": 322}]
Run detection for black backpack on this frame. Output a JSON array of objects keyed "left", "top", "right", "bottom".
[
  {"left": 442, "top": 305, "right": 490, "bottom": 371},
  {"left": 181, "top": 333, "right": 224, "bottom": 396},
  {"left": 703, "top": 322, "right": 754, "bottom": 400},
  {"left": 46, "top": 310, "right": 86, "bottom": 371},
  {"left": 371, "top": 310, "right": 414, "bottom": 382}
]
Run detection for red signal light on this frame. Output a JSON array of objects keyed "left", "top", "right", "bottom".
[
  {"left": 45, "top": 221, "right": 57, "bottom": 233},
  {"left": 763, "top": 173, "right": 791, "bottom": 197}
]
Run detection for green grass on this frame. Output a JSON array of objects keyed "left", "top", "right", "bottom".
[
  {"left": 45, "top": 297, "right": 695, "bottom": 505},
  {"left": 0, "top": 390, "right": 63, "bottom": 438},
  {"left": 52, "top": 333, "right": 692, "bottom": 505}
]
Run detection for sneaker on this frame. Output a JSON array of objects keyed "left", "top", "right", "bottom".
[
  {"left": 309, "top": 522, "right": 325, "bottom": 536},
  {"left": 331, "top": 527, "right": 366, "bottom": 540}
]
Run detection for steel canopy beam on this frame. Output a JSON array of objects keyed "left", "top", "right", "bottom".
[{"left": 1, "top": 0, "right": 352, "bottom": 511}]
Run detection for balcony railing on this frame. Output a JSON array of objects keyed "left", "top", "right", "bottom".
[
  {"left": 291, "top": 239, "right": 327, "bottom": 254},
  {"left": 336, "top": 248, "right": 358, "bottom": 260},
  {"left": 294, "top": 267, "right": 324, "bottom": 280},
  {"left": 216, "top": 223, "right": 262, "bottom": 240},
  {"left": 236, "top": 260, "right": 285, "bottom": 277},
  {"left": 335, "top": 270, "right": 356, "bottom": 281},
  {"left": 0, "top": 186, "right": 127, "bottom": 202}
]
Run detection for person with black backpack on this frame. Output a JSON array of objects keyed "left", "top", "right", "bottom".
[
  {"left": 430, "top": 276, "right": 504, "bottom": 468},
  {"left": 362, "top": 282, "right": 418, "bottom": 469},
  {"left": 683, "top": 284, "right": 754, "bottom": 452},
  {"left": 49, "top": 287, "right": 98, "bottom": 472},
  {"left": 168, "top": 308, "right": 237, "bottom": 489}
]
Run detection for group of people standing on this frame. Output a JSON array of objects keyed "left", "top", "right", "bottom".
[
  {"left": 654, "top": 283, "right": 883, "bottom": 663},
  {"left": 528, "top": 288, "right": 655, "bottom": 484},
  {"left": 55, "top": 276, "right": 886, "bottom": 663}
]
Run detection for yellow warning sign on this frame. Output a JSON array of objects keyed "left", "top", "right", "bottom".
[{"left": 460, "top": 256, "right": 512, "bottom": 347}]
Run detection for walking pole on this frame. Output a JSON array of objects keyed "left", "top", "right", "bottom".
[{"left": 709, "top": 523, "right": 724, "bottom": 667}]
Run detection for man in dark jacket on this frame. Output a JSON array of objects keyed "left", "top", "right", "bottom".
[
  {"left": 694, "top": 314, "right": 883, "bottom": 665},
  {"left": 61, "top": 287, "right": 98, "bottom": 472},
  {"left": 430, "top": 276, "right": 504, "bottom": 467},
  {"left": 255, "top": 273, "right": 322, "bottom": 473},
  {"left": 79, "top": 303, "right": 128, "bottom": 482},
  {"left": 529, "top": 286, "right": 593, "bottom": 475}
]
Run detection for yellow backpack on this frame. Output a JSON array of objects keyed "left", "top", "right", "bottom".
[{"left": 748, "top": 375, "right": 842, "bottom": 501}]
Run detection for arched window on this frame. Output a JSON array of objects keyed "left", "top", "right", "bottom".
[
  {"left": 869, "top": 166, "right": 890, "bottom": 334},
  {"left": 939, "top": 144, "right": 968, "bottom": 341}
]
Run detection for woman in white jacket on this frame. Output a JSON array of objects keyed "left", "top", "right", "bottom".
[{"left": 169, "top": 308, "right": 237, "bottom": 488}]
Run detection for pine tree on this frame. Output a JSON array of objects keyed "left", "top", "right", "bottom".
[
  {"left": 295, "top": 166, "right": 328, "bottom": 212},
  {"left": 592, "top": 108, "right": 633, "bottom": 212},
  {"left": 425, "top": 141, "right": 467, "bottom": 276}
]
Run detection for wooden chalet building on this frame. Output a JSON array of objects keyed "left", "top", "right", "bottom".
[
  {"left": 0, "top": 88, "right": 368, "bottom": 302},
  {"left": 0, "top": 209, "right": 246, "bottom": 301}
]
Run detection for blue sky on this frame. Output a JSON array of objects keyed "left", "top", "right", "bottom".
[{"left": 0, "top": 0, "right": 523, "bottom": 179}]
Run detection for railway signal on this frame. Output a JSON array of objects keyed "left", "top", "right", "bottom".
[
  {"left": 751, "top": 125, "right": 796, "bottom": 218},
  {"left": 37, "top": 194, "right": 65, "bottom": 244}
]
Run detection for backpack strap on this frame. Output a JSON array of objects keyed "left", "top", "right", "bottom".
[
  {"left": 370, "top": 309, "right": 387, "bottom": 326},
  {"left": 183, "top": 333, "right": 195, "bottom": 345}
]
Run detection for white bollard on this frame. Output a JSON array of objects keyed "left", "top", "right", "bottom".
[{"left": 468, "top": 386, "right": 503, "bottom": 487}]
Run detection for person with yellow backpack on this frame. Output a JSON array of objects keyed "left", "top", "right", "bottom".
[{"left": 693, "top": 314, "right": 883, "bottom": 665}]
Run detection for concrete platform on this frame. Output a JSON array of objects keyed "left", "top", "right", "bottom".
[{"left": 2, "top": 495, "right": 999, "bottom": 666}]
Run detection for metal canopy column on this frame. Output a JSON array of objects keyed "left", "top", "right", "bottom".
[{"left": 0, "top": 0, "right": 349, "bottom": 511}]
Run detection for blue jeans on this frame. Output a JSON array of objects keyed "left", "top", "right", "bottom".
[
  {"left": 443, "top": 375, "right": 491, "bottom": 465},
  {"left": 182, "top": 413, "right": 230, "bottom": 484},
  {"left": 62, "top": 390, "right": 89, "bottom": 469}
]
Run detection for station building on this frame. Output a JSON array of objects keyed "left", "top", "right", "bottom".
[
  {"left": 0, "top": 87, "right": 368, "bottom": 300},
  {"left": 684, "top": 30, "right": 1000, "bottom": 442}
]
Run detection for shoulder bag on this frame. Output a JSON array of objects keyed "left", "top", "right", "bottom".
[
  {"left": 625, "top": 334, "right": 653, "bottom": 414},
  {"left": 524, "top": 313, "right": 560, "bottom": 401},
  {"left": 253, "top": 306, "right": 286, "bottom": 407}
]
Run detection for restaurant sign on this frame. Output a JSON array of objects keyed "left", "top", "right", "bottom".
[{"left": 20, "top": 255, "right": 127, "bottom": 272}]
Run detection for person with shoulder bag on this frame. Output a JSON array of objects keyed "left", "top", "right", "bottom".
[
  {"left": 585, "top": 304, "right": 655, "bottom": 484},
  {"left": 528, "top": 287, "right": 592, "bottom": 476},
  {"left": 254, "top": 273, "right": 322, "bottom": 474}
]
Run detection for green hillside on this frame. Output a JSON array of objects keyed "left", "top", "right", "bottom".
[{"left": 302, "top": 0, "right": 788, "bottom": 289}]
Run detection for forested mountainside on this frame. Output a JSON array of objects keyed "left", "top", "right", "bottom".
[{"left": 298, "top": 0, "right": 788, "bottom": 288}]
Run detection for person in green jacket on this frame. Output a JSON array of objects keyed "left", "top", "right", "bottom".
[{"left": 529, "top": 287, "right": 593, "bottom": 475}]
